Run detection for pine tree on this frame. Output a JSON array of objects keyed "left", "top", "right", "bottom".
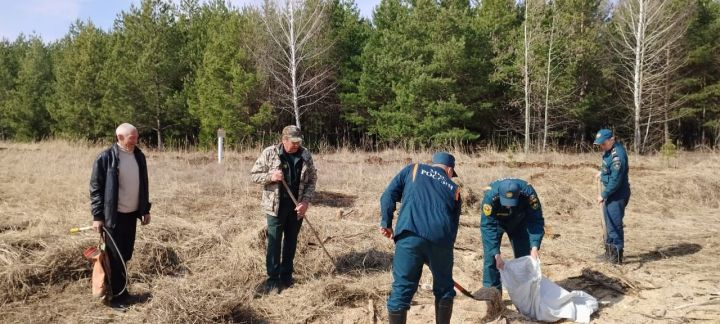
[
  {"left": 328, "top": 0, "right": 372, "bottom": 144},
  {"left": 680, "top": 0, "right": 720, "bottom": 148},
  {"left": 5, "top": 36, "right": 53, "bottom": 140},
  {"left": 49, "top": 21, "right": 110, "bottom": 139},
  {"left": 359, "top": 0, "right": 479, "bottom": 146},
  {"left": 188, "top": 1, "right": 262, "bottom": 147},
  {"left": 540, "top": 0, "right": 612, "bottom": 149},
  {"left": 473, "top": 0, "right": 523, "bottom": 148},
  {"left": 102, "top": 0, "right": 189, "bottom": 148},
  {"left": 0, "top": 38, "right": 22, "bottom": 139}
]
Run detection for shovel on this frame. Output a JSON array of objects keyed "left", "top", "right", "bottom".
[
  {"left": 421, "top": 261, "right": 498, "bottom": 301},
  {"left": 455, "top": 281, "right": 500, "bottom": 301},
  {"left": 597, "top": 177, "right": 607, "bottom": 245},
  {"left": 597, "top": 177, "right": 614, "bottom": 261}
]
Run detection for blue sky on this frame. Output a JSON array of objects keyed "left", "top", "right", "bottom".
[{"left": 0, "top": 0, "right": 381, "bottom": 42}]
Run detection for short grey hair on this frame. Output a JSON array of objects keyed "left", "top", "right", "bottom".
[{"left": 115, "top": 123, "right": 137, "bottom": 136}]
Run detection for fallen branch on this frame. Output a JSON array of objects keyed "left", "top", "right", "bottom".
[
  {"left": 672, "top": 299, "right": 720, "bottom": 310},
  {"left": 640, "top": 313, "right": 683, "bottom": 324},
  {"left": 368, "top": 299, "right": 376, "bottom": 324},
  {"left": 580, "top": 269, "right": 629, "bottom": 295}
]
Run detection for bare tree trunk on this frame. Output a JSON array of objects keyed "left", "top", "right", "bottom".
[
  {"left": 543, "top": 0, "right": 556, "bottom": 152},
  {"left": 701, "top": 106, "right": 706, "bottom": 145},
  {"left": 664, "top": 47, "right": 670, "bottom": 143},
  {"left": 643, "top": 111, "right": 652, "bottom": 152},
  {"left": 156, "top": 117, "right": 163, "bottom": 150},
  {"left": 288, "top": 0, "right": 301, "bottom": 129},
  {"left": 523, "top": 1, "right": 531, "bottom": 154},
  {"left": 664, "top": 112, "right": 670, "bottom": 143},
  {"left": 632, "top": 0, "right": 646, "bottom": 154}
]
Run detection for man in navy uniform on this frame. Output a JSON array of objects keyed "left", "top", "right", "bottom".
[
  {"left": 379, "top": 152, "right": 462, "bottom": 324},
  {"left": 594, "top": 128, "right": 631, "bottom": 264},
  {"left": 480, "top": 178, "right": 544, "bottom": 290}
]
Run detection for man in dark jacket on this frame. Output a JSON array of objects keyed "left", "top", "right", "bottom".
[
  {"left": 90, "top": 123, "right": 151, "bottom": 306},
  {"left": 379, "top": 152, "right": 462, "bottom": 324}
]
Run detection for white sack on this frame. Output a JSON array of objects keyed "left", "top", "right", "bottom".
[{"left": 499, "top": 256, "right": 598, "bottom": 323}]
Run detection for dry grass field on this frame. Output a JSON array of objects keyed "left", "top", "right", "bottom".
[{"left": 1, "top": 140, "right": 719, "bottom": 323}]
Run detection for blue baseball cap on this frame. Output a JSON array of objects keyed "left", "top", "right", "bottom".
[
  {"left": 593, "top": 129, "right": 613, "bottom": 145},
  {"left": 431, "top": 151, "right": 458, "bottom": 177},
  {"left": 498, "top": 181, "right": 520, "bottom": 207}
]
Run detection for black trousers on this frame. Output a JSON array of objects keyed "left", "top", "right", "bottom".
[
  {"left": 106, "top": 211, "right": 138, "bottom": 297},
  {"left": 266, "top": 199, "right": 303, "bottom": 282}
]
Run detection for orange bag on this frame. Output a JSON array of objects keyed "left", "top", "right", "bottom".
[{"left": 83, "top": 239, "right": 111, "bottom": 299}]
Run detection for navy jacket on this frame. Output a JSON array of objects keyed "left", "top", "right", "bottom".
[
  {"left": 481, "top": 178, "right": 544, "bottom": 256},
  {"left": 380, "top": 163, "right": 462, "bottom": 247},
  {"left": 600, "top": 142, "right": 630, "bottom": 200}
]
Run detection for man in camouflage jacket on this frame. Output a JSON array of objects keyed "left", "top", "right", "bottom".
[{"left": 250, "top": 125, "right": 317, "bottom": 294}]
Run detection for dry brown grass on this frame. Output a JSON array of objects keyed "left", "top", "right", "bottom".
[{"left": 1, "top": 140, "right": 719, "bottom": 323}]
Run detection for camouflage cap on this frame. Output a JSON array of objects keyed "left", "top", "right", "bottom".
[{"left": 282, "top": 125, "right": 303, "bottom": 142}]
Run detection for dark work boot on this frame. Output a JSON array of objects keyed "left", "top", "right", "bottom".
[
  {"left": 388, "top": 309, "right": 407, "bottom": 324},
  {"left": 596, "top": 244, "right": 610, "bottom": 262},
  {"left": 435, "top": 298, "right": 453, "bottom": 324},
  {"left": 607, "top": 246, "right": 616, "bottom": 264},
  {"left": 258, "top": 279, "right": 280, "bottom": 296},
  {"left": 280, "top": 276, "right": 295, "bottom": 290},
  {"left": 606, "top": 243, "right": 613, "bottom": 260},
  {"left": 609, "top": 246, "right": 622, "bottom": 265},
  {"left": 616, "top": 249, "right": 624, "bottom": 265}
]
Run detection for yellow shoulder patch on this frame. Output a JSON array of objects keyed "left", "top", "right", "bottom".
[
  {"left": 483, "top": 203, "right": 492, "bottom": 216},
  {"left": 529, "top": 195, "right": 540, "bottom": 210}
]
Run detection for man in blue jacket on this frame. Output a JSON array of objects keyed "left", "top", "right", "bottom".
[
  {"left": 481, "top": 178, "right": 544, "bottom": 291},
  {"left": 594, "top": 129, "right": 631, "bottom": 264},
  {"left": 379, "top": 152, "right": 462, "bottom": 324}
]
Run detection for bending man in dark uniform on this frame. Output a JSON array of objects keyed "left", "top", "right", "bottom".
[{"left": 480, "top": 178, "right": 544, "bottom": 290}]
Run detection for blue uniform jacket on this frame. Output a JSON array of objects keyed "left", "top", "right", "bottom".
[
  {"left": 380, "top": 163, "right": 462, "bottom": 247},
  {"left": 480, "top": 178, "right": 544, "bottom": 256},
  {"left": 601, "top": 142, "right": 630, "bottom": 200}
]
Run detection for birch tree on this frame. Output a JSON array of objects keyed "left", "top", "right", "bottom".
[
  {"left": 523, "top": 0, "right": 532, "bottom": 153},
  {"left": 541, "top": 0, "right": 556, "bottom": 152},
  {"left": 259, "top": 0, "right": 335, "bottom": 129},
  {"left": 612, "top": 0, "right": 692, "bottom": 153}
]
